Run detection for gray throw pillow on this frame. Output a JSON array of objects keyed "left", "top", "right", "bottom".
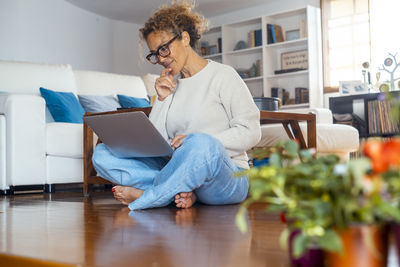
[{"left": 78, "top": 95, "right": 121, "bottom": 113}]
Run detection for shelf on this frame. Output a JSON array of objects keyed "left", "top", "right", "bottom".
[
  {"left": 280, "top": 103, "right": 310, "bottom": 110},
  {"left": 265, "top": 38, "right": 308, "bottom": 48},
  {"left": 267, "top": 70, "right": 309, "bottom": 79},
  {"left": 204, "top": 26, "right": 222, "bottom": 35},
  {"left": 224, "top": 46, "right": 262, "bottom": 56},
  {"left": 203, "top": 53, "right": 222, "bottom": 59},
  {"left": 243, "top": 76, "right": 263, "bottom": 82},
  {"left": 197, "top": 6, "right": 322, "bottom": 107}
]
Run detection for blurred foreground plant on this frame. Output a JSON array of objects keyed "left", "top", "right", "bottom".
[{"left": 236, "top": 139, "right": 400, "bottom": 258}]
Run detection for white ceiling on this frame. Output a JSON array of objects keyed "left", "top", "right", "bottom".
[{"left": 65, "top": 0, "right": 273, "bottom": 24}]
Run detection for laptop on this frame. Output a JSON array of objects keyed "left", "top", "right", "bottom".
[{"left": 84, "top": 111, "right": 174, "bottom": 158}]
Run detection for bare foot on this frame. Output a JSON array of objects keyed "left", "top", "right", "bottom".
[
  {"left": 174, "top": 192, "right": 197, "bottom": 208},
  {"left": 112, "top": 186, "right": 143, "bottom": 206}
]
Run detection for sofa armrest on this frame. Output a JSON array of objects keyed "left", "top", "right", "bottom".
[
  {"left": 0, "top": 94, "right": 46, "bottom": 186},
  {"left": 282, "top": 108, "right": 333, "bottom": 124}
]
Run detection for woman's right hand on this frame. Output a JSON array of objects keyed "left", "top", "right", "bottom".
[{"left": 155, "top": 68, "right": 175, "bottom": 101}]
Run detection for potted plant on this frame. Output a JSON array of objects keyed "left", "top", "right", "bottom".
[{"left": 236, "top": 138, "right": 400, "bottom": 267}]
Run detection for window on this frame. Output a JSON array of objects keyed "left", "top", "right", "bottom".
[{"left": 322, "top": 0, "right": 400, "bottom": 91}]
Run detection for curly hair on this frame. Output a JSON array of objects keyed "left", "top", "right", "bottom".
[{"left": 139, "top": 0, "right": 208, "bottom": 48}]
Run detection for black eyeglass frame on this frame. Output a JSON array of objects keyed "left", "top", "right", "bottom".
[{"left": 146, "top": 34, "right": 181, "bottom": 64}]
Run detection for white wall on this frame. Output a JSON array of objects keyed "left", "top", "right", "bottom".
[
  {"left": 111, "top": 20, "right": 159, "bottom": 76},
  {"left": 0, "top": 0, "right": 112, "bottom": 72}
]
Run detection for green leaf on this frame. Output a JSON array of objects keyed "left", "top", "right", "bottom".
[
  {"left": 317, "top": 229, "right": 343, "bottom": 254},
  {"left": 269, "top": 153, "right": 281, "bottom": 166},
  {"left": 284, "top": 140, "right": 299, "bottom": 158},
  {"left": 347, "top": 158, "right": 370, "bottom": 190},
  {"left": 299, "top": 149, "right": 313, "bottom": 161},
  {"left": 293, "top": 232, "right": 309, "bottom": 258},
  {"left": 280, "top": 228, "right": 290, "bottom": 250}
]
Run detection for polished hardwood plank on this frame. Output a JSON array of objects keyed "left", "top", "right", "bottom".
[
  {"left": 0, "top": 192, "right": 398, "bottom": 267},
  {"left": 0, "top": 192, "right": 290, "bottom": 267}
]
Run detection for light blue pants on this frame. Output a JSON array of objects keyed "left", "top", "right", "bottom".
[{"left": 92, "top": 133, "right": 249, "bottom": 210}]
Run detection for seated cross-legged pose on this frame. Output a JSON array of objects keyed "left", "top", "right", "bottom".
[{"left": 92, "top": 1, "right": 261, "bottom": 210}]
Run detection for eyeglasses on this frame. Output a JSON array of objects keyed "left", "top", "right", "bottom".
[{"left": 146, "top": 34, "right": 180, "bottom": 64}]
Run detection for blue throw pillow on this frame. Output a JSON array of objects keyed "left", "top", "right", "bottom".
[
  {"left": 117, "top": 94, "right": 150, "bottom": 108},
  {"left": 40, "top": 87, "right": 85, "bottom": 123},
  {"left": 78, "top": 95, "right": 121, "bottom": 113}
]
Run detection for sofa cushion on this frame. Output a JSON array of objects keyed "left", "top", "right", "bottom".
[
  {"left": 40, "top": 87, "right": 85, "bottom": 123},
  {"left": 78, "top": 94, "right": 121, "bottom": 113},
  {"left": 74, "top": 70, "right": 148, "bottom": 99},
  {"left": 256, "top": 123, "right": 359, "bottom": 153},
  {"left": 46, "top": 156, "right": 83, "bottom": 184},
  {"left": 46, "top": 123, "right": 83, "bottom": 158},
  {"left": 0, "top": 60, "right": 78, "bottom": 95},
  {"left": 117, "top": 94, "right": 150, "bottom": 108}
]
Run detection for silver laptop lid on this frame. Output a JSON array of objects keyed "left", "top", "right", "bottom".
[{"left": 84, "top": 111, "right": 173, "bottom": 158}]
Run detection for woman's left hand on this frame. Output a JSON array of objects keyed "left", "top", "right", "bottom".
[{"left": 170, "top": 135, "right": 187, "bottom": 150}]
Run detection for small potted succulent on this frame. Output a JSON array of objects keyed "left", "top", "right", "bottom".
[{"left": 236, "top": 138, "right": 400, "bottom": 267}]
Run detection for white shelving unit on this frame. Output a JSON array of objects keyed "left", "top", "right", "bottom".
[
  {"left": 199, "top": 26, "right": 222, "bottom": 63},
  {"left": 199, "top": 5, "right": 323, "bottom": 108}
]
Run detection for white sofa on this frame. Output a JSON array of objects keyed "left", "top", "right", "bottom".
[
  {"left": 0, "top": 60, "right": 359, "bottom": 193},
  {"left": 0, "top": 60, "right": 156, "bottom": 192}
]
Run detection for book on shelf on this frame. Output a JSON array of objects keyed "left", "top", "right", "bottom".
[
  {"left": 274, "top": 25, "right": 284, "bottom": 42},
  {"left": 254, "top": 29, "right": 262, "bottom": 46},
  {"left": 267, "top": 24, "right": 284, "bottom": 44},
  {"left": 295, "top": 87, "right": 309, "bottom": 104},
  {"left": 248, "top": 30, "right": 255, "bottom": 47},
  {"left": 271, "top": 24, "right": 277, "bottom": 43},
  {"left": 267, "top": 24, "right": 274, "bottom": 44},
  {"left": 367, "top": 99, "right": 400, "bottom": 135},
  {"left": 299, "top": 20, "right": 307, "bottom": 38},
  {"left": 271, "top": 87, "right": 287, "bottom": 104},
  {"left": 248, "top": 29, "right": 262, "bottom": 48}
]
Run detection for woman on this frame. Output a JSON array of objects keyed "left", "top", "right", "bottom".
[{"left": 92, "top": 1, "right": 261, "bottom": 210}]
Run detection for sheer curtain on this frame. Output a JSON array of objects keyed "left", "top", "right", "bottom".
[{"left": 321, "top": 0, "right": 400, "bottom": 91}]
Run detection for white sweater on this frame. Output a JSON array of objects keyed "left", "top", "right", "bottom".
[{"left": 149, "top": 60, "right": 261, "bottom": 169}]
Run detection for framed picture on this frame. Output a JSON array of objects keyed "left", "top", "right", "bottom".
[
  {"left": 339, "top": 80, "right": 367, "bottom": 95},
  {"left": 281, "top": 50, "right": 308, "bottom": 70},
  {"left": 286, "top": 29, "right": 300, "bottom": 41}
]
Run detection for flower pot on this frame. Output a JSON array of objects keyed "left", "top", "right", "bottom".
[
  {"left": 392, "top": 223, "right": 400, "bottom": 265},
  {"left": 289, "top": 230, "right": 324, "bottom": 267},
  {"left": 325, "top": 225, "right": 389, "bottom": 267}
]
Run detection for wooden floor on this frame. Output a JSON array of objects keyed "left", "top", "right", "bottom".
[
  {"left": 0, "top": 191, "right": 291, "bottom": 267},
  {"left": 0, "top": 192, "right": 398, "bottom": 267}
]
